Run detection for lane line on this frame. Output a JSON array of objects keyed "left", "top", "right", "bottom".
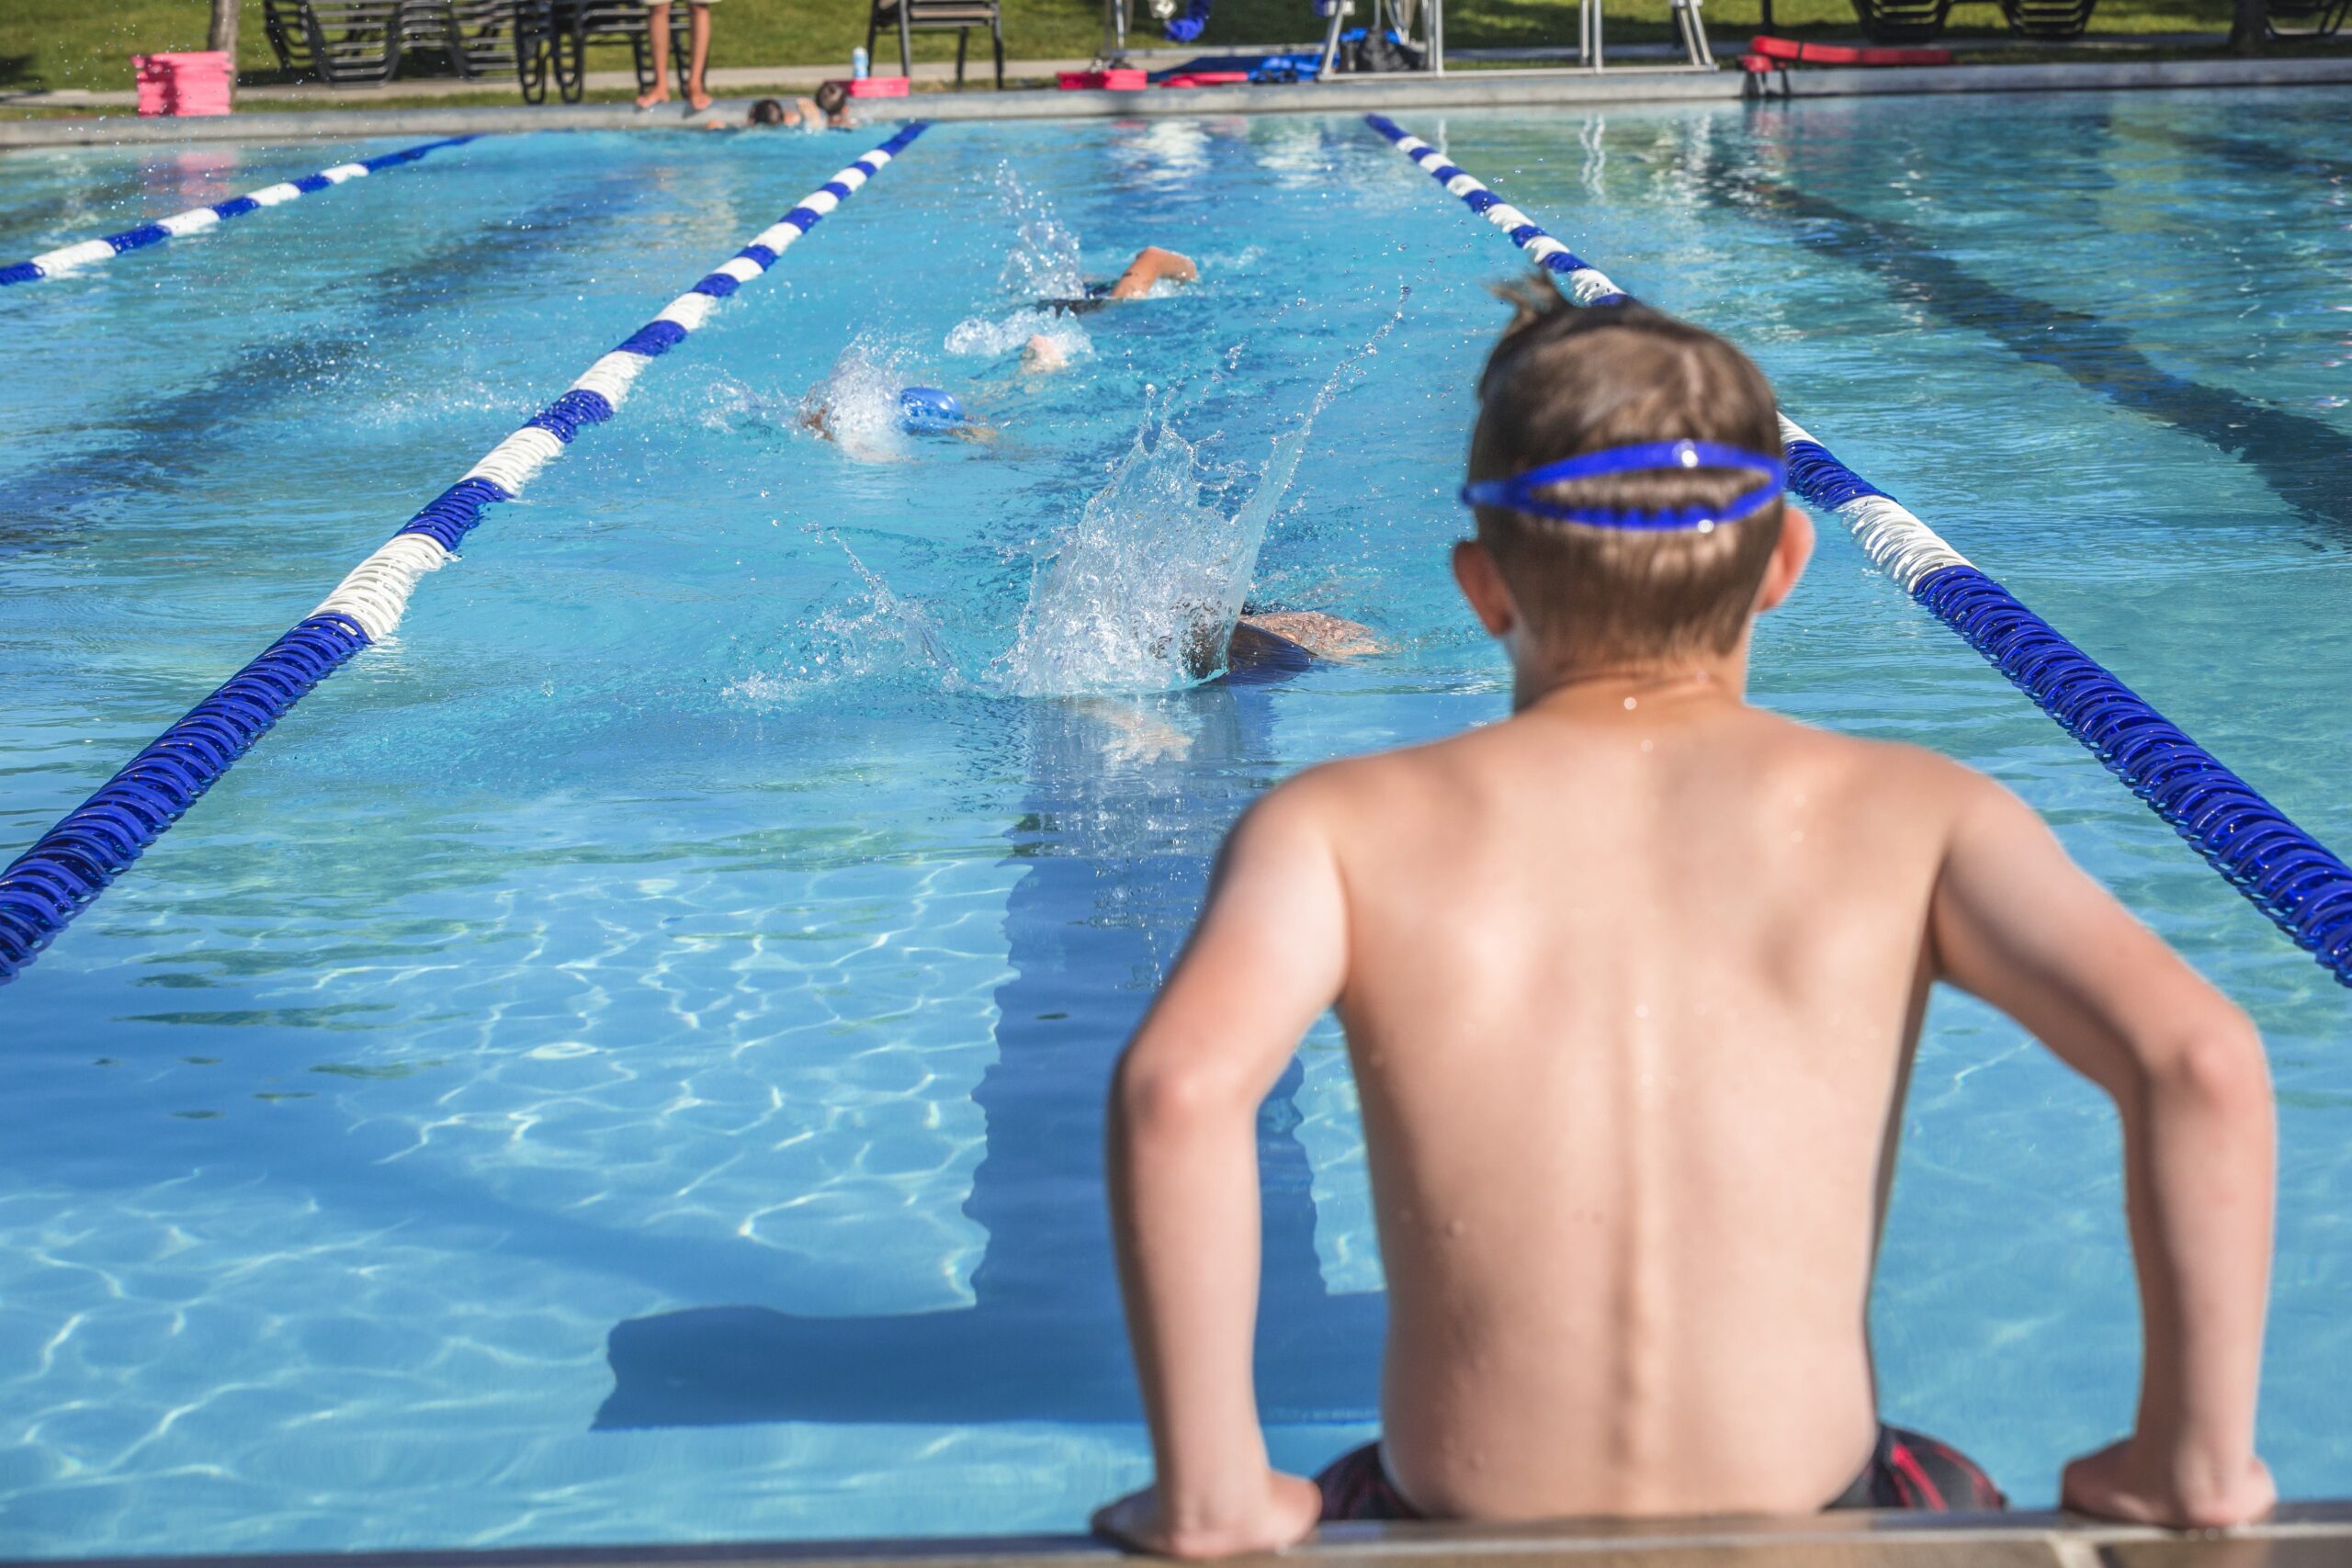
[
  {"left": 1366, "top": 112, "right": 2352, "bottom": 987},
  {"left": 0, "top": 137, "right": 476, "bottom": 288},
  {"left": 0, "top": 122, "right": 932, "bottom": 985}
]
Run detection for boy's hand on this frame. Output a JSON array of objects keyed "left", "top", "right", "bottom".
[
  {"left": 2062, "top": 1437, "right": 2276, "bottom": 1530},
  {"left": 1091, "top": 1471, "right": 1322, "bottom": 1559}
]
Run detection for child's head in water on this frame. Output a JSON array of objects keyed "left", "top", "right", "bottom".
[
  {"left": 814, "top": 80, "right": 849, "bottom": 119},
  {"left": 748, "top": 96, "right": 789, "bottom": 126},
  {"left": 1459, "top": 275, "right": 1807, "bottom": 679}
]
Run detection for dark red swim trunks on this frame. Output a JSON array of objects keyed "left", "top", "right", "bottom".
[{"left": 1317, "top": 1425, "right": 2007, "bottom": 1521}]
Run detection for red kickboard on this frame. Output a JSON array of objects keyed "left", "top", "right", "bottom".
[
  {"left": 842, "top": 74, "right": 910, "bottom": 96},
  {"left": 1159, "top": 71, "right": 1251, "bottom": 86},
  {"left": 1747, "top": 34, "right": 1953, "bottom": 64},
  {"left": 1057, "top": 68, "right": 1148, "bottom": 89}
]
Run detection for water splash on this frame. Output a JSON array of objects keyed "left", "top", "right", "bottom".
[
  {"left": 798, "top": 337, "right": 914, "bottom": 463},
  {"left": 995, "top": 164, "right": 1085, "bottom": 301},
  {"left": 1001, "top": 291, "right": 1408, "bottom": 697},
  {"left": 944, "top": 306, "right": 1092, "bottom": 363},
  {"left": 726, "top": 525, "right": 957, "bottom": 707}
]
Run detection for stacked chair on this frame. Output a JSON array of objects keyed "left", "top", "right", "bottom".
[
  {"left": 2266, "top": 0, "right": 2349, "bottom": 37},
  {"left": 866, "top": 0, "right": 1005, "bottom": 88},
  {"left": 264, "top": 0, "right": 691, "bottom": 99},
  {"left": 514, "top": 0, "right": 694, "bottom": 103}
]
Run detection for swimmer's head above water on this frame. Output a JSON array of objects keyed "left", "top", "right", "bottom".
[{"left": 897, "top": 386, "right": 966, "bottom": 433}]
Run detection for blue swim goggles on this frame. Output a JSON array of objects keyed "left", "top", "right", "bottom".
[{"left": 1460, "top": 439, "right": 1788, "bottom": 533}]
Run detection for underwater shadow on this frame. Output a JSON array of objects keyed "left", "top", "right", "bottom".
[
  {"left": 1704, "top": 166, "right": 2352, "bottom": 541},
  {"left": 597, "top": 654, "right": 1383, "bottom": 1428}
]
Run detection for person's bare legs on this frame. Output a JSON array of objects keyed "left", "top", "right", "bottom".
[
  {"left": 1107, "top": 245, "right": 1198, "bottom": 300},
  {"left": 637, "top": 3, "right": 673, "bottom": 108},
  {"left": 684, "top": 3, "right": 713, "bottom": 111}
]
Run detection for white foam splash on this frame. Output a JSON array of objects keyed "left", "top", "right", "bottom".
[
  {"left": 725, "top": 527, "right": 957, "bottom": 707},
  {"left": 995, "top": 164, "right": 1085, "bottom": 301},
  {"left": 797, "top": 338, "right": 913, "bottom": 463},
  {"left": 1000, "top": 293, "right": 1406, "bottom": 698},
  {"left": 944, "top": 306, "right": 1092, "bottom": 362}
]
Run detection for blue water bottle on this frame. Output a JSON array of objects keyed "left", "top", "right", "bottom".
[{"left": 851, "top": 45, "right": 869, "bottom": 78}]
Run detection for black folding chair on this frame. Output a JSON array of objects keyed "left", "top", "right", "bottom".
[
  {"left": 867, "top": 0, "right": 1004, "bottom": 88},
  {"left": 1845, "top": 0, "right": 1951, "bottom": 42},
  {"left": 262, "top": 0, "right": 405, "bottom": 82},
  {"left": 1997, "top": 0, "right": 2098, "bottom": 38},
  {"left": 2267, "top": 0, "right": 2350, "bottom": 38},
  {"left": 514, "top": 0, "right": 692, "bottom": 104}
]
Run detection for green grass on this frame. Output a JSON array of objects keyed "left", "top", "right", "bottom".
[{"left": 0, "top": 0, "right": 2302, "bottom": 95}]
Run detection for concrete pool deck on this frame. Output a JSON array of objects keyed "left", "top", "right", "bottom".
[
  {"left": 10, "top": 1504, "right": 2352, "bottom": 1568},
  {"left": 3, "top": 53, "right": 2351, "bottom": 146}
]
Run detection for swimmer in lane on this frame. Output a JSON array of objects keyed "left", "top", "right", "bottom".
[
  {"left": 1178, "top": 605, "right": 1381, "bottom": 682},
  {"left": 717, "top": 85, "right": 856, "bottom": 130},
  {"left": 799, "top": 384, "right": 994, "bottom": 446},
  {"left": 1045, "top": 247, "right": 1201, "bottom": 316},
  {"left": 1106, "top": 245, "right": 1198, "bottom": 300}
]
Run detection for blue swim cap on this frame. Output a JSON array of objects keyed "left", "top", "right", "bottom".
[{"left": 898, "top": 386, "right": 966, "bottom": 433}]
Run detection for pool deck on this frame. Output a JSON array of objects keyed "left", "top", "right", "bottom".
[
  {"left": 10, "top": 1505, "right": 2352, "bottom": 1568},
  {"left": 3, "top": 53, "right": 2351, "bottom": 146}
]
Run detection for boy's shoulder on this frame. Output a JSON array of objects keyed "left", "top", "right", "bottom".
[{"left": 1241, "top": 706, "right": 2008, "bottom": 851}]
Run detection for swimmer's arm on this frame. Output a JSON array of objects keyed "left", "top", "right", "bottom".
[
  {"left": 1098, "top": 784, "right": 1341, "bottom": 1557},
  {"left": 1928, "top": 773, "right": 2275, "bottom": 1529},
  {"left": 1108, "top": 245, "right": 1198, "bottom": 301}
]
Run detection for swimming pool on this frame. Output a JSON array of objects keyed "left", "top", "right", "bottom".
[{"left": 1, "top": 87, "right": 2348, "bottom": 1556}]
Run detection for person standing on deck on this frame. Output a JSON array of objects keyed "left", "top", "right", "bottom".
[{"left": 638, "top": 0, "right": 717, "bottom": 113}]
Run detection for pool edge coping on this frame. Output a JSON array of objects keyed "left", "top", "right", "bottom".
[
  {"left": 2, "top": 54, "right": 2350, "bottom": 144},
  {"left": 8, "top": 1504, "right": 2352, "bottom": 1568}
]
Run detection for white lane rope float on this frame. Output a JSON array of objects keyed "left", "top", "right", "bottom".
[
  {"left": 0, "top": 138, "right": 475, "bottom": 288},
  {"left": 0, "top": 122, "right": 931, "bottom": 983},
  {"left": 1365, "top": 113, "right": 2352, "bottom": 987}
]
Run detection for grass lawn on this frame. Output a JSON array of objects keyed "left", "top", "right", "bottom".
[{"left": 0, "top": 0, "right": 2288, "bottom": 95}]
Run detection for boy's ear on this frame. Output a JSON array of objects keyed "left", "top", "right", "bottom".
[
  {"left": 1453, "top": 538, "right": 1518, "bottom": 638},
  {"left": 1751, "top": 502, "right": 1814, "bottom": 615}
]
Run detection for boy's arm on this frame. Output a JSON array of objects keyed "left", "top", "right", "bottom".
[
  {"left": 1928, "top": 773, "right": 2276, "bottom": 1529},
  {"left": 1093, "top": 783, "right": 1347, "bottom": 1558}
]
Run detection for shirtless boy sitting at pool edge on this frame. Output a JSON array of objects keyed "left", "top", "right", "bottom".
[{"left": 1092, "top": 276, "right": 2277, "bottom": 1555}]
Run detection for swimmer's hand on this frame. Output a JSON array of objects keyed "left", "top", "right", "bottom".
[
  {"left": 1091, "top": 1472, "right": 1320, "bottom": 1559},
  {"left": 2061, "top": 1436, "right": 2276, "bottom": 1530}
]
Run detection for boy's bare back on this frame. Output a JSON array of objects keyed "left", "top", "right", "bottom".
[{"left": 1294, "top": 680, "right": 1963, "bottom": 1516}]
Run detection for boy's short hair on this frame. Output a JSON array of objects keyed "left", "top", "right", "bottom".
[
  {"left": 750, "top": 96, "right": 787, "bottom": 124},
  {"left": 1469, "top": 276, "right": 1786, "bottom": 666},
  {"left": 814, "top": 80, "right": 848, "bottom": 114}
]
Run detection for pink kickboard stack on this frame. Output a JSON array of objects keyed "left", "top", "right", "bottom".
[
  {"left": 133, "top": 51, "right": 233, "bottom": 116},
  {"left": 842, "top": 74, "right": 911, "bottom": 97},
  {"left": 1057, "top": 68, "right": 1148, "bottom": 89}
]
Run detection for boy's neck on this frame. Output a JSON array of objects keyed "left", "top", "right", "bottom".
[{"left": 1509, "top": 643, "right": 1751, "bottom": 716}]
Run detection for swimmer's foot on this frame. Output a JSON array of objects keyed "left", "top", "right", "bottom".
[
  {"left": 634, "top": 87, "right": 671, "bottom": 110},
  {"left": 687, "top": 90, "right": 714, "bottom": 112}
]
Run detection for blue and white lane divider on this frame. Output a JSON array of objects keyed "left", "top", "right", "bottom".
[
  {"left": 1365, "top": 113, "right": 2352, "bottom": 987},
  {"left": 0, "top": 137, "right": 474, "bottom": 289},
  {"left": 0, "top": 122, "right": 930, "bottom": 984}
]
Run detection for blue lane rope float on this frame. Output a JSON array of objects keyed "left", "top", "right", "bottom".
[
  {"left": 0, "top": 122, "right": 931, "bottom": 985},
  {"left": 0, "top": 137, "right": 476, "bottom": 289},
  {"left": 1364, "top": 113, "right": 2352, "bottom": 987}
]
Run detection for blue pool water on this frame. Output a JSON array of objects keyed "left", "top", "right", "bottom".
[{"left": 2, "top": 89, "right": 2349, "bottom": 1556}]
